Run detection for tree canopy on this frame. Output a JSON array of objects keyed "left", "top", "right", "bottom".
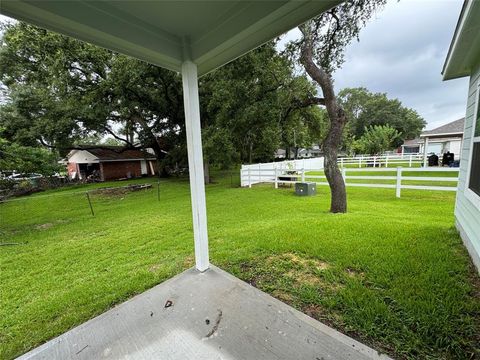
[
  {"left": 0, "top": 22, "right": 325, "bottom": 177},
  {"left": 354, "top": 124, "right": 402, "bottom": 155},
  {"left": 338, "top": 87, "right": 425, "bottom": 150}
]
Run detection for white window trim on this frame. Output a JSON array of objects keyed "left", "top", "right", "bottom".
[{"left": 464, "top": 81, "right": 480, "bottom": 210}]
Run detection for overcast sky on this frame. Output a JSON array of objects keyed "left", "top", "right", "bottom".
[
  {"left": 0, "top": 0, "right": 467, "bottom": 130},
  {"left": 321, "top": 0, "right": 467, "bottom": 130}
]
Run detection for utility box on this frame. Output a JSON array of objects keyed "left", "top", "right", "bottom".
[{"left": 295, "top": 182, "right": 316, "bottom": 196}]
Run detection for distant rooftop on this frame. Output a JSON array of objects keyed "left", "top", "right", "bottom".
[
  {"left": 420, "top": 118, "right": 465, "bottom": 137},
  {"left": 70, "top": 146, "right": 155, "bottom": 161},
  {"left": 401, "top": 138, "right": 422, "bottom": 147}
]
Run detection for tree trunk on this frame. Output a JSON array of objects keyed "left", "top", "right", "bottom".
[{"left": 300, "top": 28, "right": 347, "bottom": 213}]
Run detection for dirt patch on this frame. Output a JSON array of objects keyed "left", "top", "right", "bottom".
[
  {"left": 36, "top": 223, "right": 54, "bottom": 230},
  {"left": 183, "top": 256, "right": 194, "bottom": 268},
  {"left": 269, "top": 252, "right": 329, "bottom": 271},
  {"left": 345, "top": 267, "right": 365, "bottom": 279},
  {"left": 272, "top": 289, "right": 294, "bottom": 302},
  {"left": 35, "top": 219, "right": 69, "bottom": 231},
  {"left": 89, "top": 184, "right": 152, "bottom": 198},
  {"left": 148, "top": 264, "right": 161, "bottom": 273}
]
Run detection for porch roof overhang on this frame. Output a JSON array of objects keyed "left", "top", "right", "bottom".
[
  {"left": 442, "top": 0, "right": 480, "bottom": 80},
  {"left": 1, "top": 0, "right": 340, "bottom": 76}
]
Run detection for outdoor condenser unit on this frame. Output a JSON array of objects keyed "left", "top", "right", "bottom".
[{"left": 295, "top": 182, "right": 316, "bottom": 196}]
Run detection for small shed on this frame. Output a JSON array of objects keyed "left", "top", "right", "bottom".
[{"left": 67, "top": 146, "right": 157, "bottom": 181}]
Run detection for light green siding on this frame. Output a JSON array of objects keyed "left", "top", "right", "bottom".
[{"left": 455, "top": 62, "right": 480, "bottom": 271}]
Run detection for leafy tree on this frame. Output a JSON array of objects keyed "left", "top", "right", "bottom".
[
  {"left": 338, "top": 87, "right": 425, "bottom": 147},
  {"left": 0, "top": 22, "right": 184, "bottom": 176},
  {"left": 287, "top": 0, "right": 387, "bottom": 213},
  {"left": 0, "top": 23, "right": 326, "bottom": 183},
  {"left": 354, "top": 125, "right": 402, "bottom": 155},
  {"left": 0, "top": 133, "right": 61, "bottom": 175},
  {"left": 201, "top": 43, "right": 325, "bottom": 171}
]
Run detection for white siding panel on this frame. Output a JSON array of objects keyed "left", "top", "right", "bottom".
[
  {"left": 68, "top": 150, "right": 99, "bottom": 164},
  {"left": 455, "top": 63, "right": 480, "bottom": 272}
]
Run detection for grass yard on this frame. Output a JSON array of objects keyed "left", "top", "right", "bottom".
[{"left": 0, "top": 172, "right": 479, "bottom": 359}]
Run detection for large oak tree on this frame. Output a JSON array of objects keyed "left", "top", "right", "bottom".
[{"left": 288, "top": 0, "right": 387, "bottom": 213}]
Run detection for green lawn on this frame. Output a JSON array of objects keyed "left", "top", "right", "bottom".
[{"left": 0, "top": 173, "right": 479, "bottom": 359}]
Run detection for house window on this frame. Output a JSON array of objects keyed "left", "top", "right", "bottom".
[{"left": 467, "top": 83, "right": 480, "bottom": 201}]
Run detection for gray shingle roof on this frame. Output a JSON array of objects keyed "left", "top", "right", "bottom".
[
  {"left": 421, "top": 118, "right": 465, "bottom": 137},
  {"left": 402, "top": 138, "right": 422, "bottom": 146}
]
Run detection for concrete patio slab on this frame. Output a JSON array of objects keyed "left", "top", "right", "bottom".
[{"left": 18, "top": 266, "right": 391, "bottom": 360}]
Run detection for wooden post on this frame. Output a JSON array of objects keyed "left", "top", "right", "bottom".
[
  {"left": 248, "top": 167, "right": 251, "bottom": 188},
  {"left": 341, "top": 168, "right": 347, "bottom": 184},
  {"left": 373, "top": 156, "right": 377, "bottom": 168},
  {"left": 385, "top": 155, "right": 389, "bottom": 168},
  {"left": 359, "top": 157, "right": 361, "bottom": 168},
  {"left": 181, "top": 60, "right": 209, "bottom": 272},
  {"left": 396, "top": 167, "right": 402, "bottom": 198},
  {"left": 409, "top": 154, "right": 413, "bottom": 167},
  {"left": 423, "top": 137, "right": 429, "bottom": 167},
  {"left": 274, "top": 167, "right": 278, "bottom": 189},
  {"left": 301, "top": 168, "right": 305, "bottom": 182},
  {"left": 340, "top": 158, "right": 344, "bottom": 168}
]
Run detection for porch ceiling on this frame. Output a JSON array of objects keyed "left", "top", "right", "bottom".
[
  {"left": 442, "top": 0, "right": 480, "bottom": 80},
  {"left": 1, "top": 0, "right": 340, "bottom": 75}
]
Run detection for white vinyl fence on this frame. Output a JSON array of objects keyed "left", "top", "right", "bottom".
[
  {"left": 241, "top": 165, "right": 459, "bottom": 198},
  {"left": 240, "top": 157, "right": 324, "bottom": 187},
  {"left": 337, "top": 153, "right": 423, "bottom": 168}
]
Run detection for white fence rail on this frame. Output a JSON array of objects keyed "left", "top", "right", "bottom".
[
  {"left": 240, "top": 157, "right": 324, "bottom": 187},
  {"left": 241, "top": 166, "right": 459, "bottom": 198},
  {"left": 337, "top": 154, "right": 423, "bottom": 168}
]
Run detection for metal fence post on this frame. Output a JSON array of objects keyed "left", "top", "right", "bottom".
[
  {"left": 86, "top": 192, "right": 94, "bottom": 216},
  {"left": 396, "top": 167, "right": 402, "bottom": 198}
]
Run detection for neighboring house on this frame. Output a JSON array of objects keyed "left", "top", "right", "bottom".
[
  {"left": 298, "top": 145, "right": 322, "bottom": 158},
  {"left": 275, "top": 145, "right": 322, "bottom": 159},
  {"left": 399, "top": 138, "right": 421, "bottom": 154},
  {"left": 442, "top": 0, "right": 480, "bottom": 271},
  {"left": 419, "top": 118, "right": 465, "bottom": 161},
  {"left": 399, "top": 118, "right": 465, "bottom": 163},
  {"left": 67, "top": 146, "right": 157, "bottom": 181}
]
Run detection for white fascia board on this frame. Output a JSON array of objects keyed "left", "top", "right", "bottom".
[
  {"left": 99, "top": 158, "right": 156, "bottom": 163},
  {"left": 420, "top": 132, "right": 463, "bottom": 138}
]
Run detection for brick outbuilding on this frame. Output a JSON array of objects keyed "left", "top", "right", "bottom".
[{"left": 67, "top": 146, "right": 157, "bottom": 181}]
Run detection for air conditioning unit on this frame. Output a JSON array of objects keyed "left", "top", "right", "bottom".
[{"left": 295, "top": 182, "right": 316, "bottom": 196}]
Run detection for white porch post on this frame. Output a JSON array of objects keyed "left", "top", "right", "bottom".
[
  {"left": 181, "top": 61, "right": 209, "bottom": 272},
  {"left": 423, "top": 136, "right": 429, "bottom": 167}
]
